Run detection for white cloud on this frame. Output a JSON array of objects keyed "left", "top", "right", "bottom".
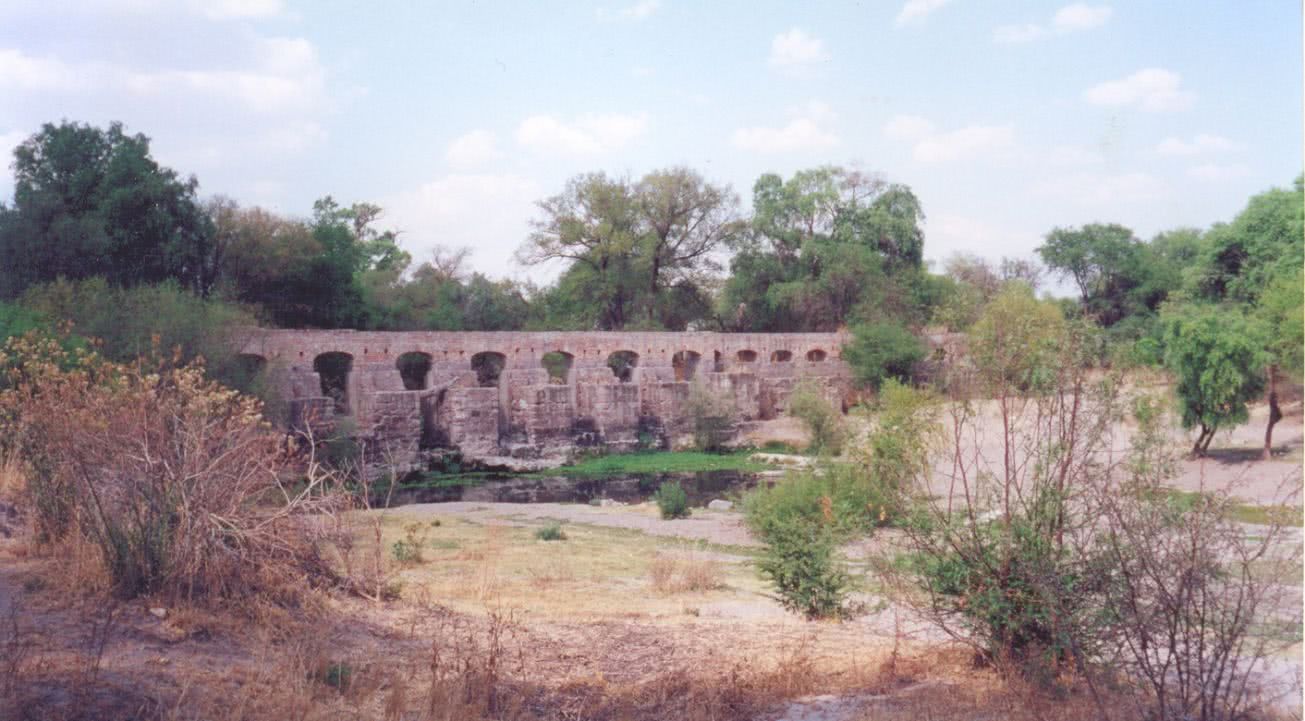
[
  {"left": 732, "top": 119, "right": 839, "bottom": 153},
  {"left": 384, "top": 173, "right": 544, "bottom": 279},
  {"left": 445, "top": 129, "right": 503, "bottom": 167},
  {"left": 769, "top": 28, "right": 830, "bottom": 69},
  {"left": 515, "top": 112, "right": 648, "bottom": 155},
  {"left": 915, "top": 125, "right": 1015, "bottom": 162},
  {"left": 994, "top": 4, "right": 1112, "bottom": 44},
  {"left": 928, "top": 214, "right": 1037, "bottom": 260},
  {"left": 731, "top": 102, "right": 839, "bottom": 153},
  {"left": 1033, "top": 171, "right": 1167, "bottom": 205},
  {"left": 993, "top": 24, "right": 1046, "bottom": 43},
  {"left": 596, "top": 0, "right": 661, "bottom": 22},
  {"left": 1188, "top": 163, "right": 1250, "bottom": 181},
  {"left": 1048, "top": 145, "right": 1105, "bottom": 166},
  {"left": 1156, "top": 133, "right": 1238, "bottom": 156},
  {"left": 1053, "top": 4, "right": 1112, "bottom": 31},
  {"left": 883, "top": 115, "right": 1014, "bottom": 163},
  {"left": 895, "top": 0, "right": 951, "bottom": 26},
  {"left": 621, "top": 0, "right": 660, "bottom": 20},
  {"left": 197, "top": 0, "right": 284, "bottom": 19},
  {"left": 0, "top": 49, "right": 84, "bottom": 90},
  {"left": 0, "top": 37, "right": 325, "bottom": 112},
  {"left": 883, "top": 114, "right": 936, "bottom": 140},
  {"left": 1084, "top": 68, "right": 1195, "bottom": 112}
]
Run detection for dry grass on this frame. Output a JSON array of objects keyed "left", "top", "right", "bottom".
[
  {"left": 648, "top": 553, "right": 726, "bottom": 594},
  {"left": 362, "top": 510, "right": 758, "bottom": 620}
]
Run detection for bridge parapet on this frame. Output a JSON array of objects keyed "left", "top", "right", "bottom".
[{"left": 233, "top": 329, "right": 854, "bottom": 470}]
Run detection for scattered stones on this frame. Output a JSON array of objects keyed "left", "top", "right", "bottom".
[{"left": 707, "top": 499, "right": 734, "bottom": 511}]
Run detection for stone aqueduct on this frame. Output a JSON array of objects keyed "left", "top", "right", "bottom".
[{"left": 236, "top": 329, "right": 854, "bottom": 468}]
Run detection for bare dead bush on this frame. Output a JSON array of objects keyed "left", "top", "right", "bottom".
[
  {"left": 0, "top": 332, "right": 348, "bottom": 606},
  {"left": 1094, "top": 397, "right": 1302, "bottom": 721},
  {"left": 875, "top": 290, "right": 1300, "bottom": 720},
  {"left": 648, "top": 553, "right": 725, "bottom": 594}
]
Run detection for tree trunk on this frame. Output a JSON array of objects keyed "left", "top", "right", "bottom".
[
  {"left": 1192, "top": 426, "right": 1213, "bottom": 458},
  {"left": 1263, "top": 364, "right": 1283, "bottom": 461}
]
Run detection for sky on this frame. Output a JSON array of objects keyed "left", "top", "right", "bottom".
[{"left": 0, "top": 0, "right": 1300, "bottom": 287}]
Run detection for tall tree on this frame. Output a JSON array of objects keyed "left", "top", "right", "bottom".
[
  {"left": 1038, "top": 223, "right": 1149, "bottom": 327},
  {"left": 0, "top": 121, "right": 215, "bottom": 298},
  {"left": 634, "top": 167, "right": 742, "bottom": 325},
  {"left": 1161, "top": 304, "right": 1268, "bottom": 457},
  {"left": 722, "top": 166, "right": 928, "bottom": 332}
]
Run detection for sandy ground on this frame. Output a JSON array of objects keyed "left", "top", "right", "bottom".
[{"left": 1, "top": 396, "right": 1299, "bottom": 720}]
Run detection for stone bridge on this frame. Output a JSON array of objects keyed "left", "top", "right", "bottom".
[{"left": 236, "top": 329, "right": 854, "bottom": 468}]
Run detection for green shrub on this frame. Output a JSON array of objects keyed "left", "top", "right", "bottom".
[
  {"left": 392, "top": 521, "right": 435, "bottom": 563},
  {"left": 904, "top": 493, "right": 1102, "bottom": 671},
  {"left": 744, "top": 465, "right": 894, "bottom": 618},
  {"left": 788, "top": 380, "right": 846, "bottom": 456},
  {"left": 313, "top": 661, "right": 354, "bottom": 691},
  {"left": 654, "top": 482, "right": 690, "bottom": 519},
  {"left": 683, "top": 381, "right": 737, "bottom": 452},
  {"left": 844, "top": 320, "right": 926, "bottom": 390},
  {"left": 754, "top": 516, "right": 847, "bottom": 619},
  {"left": 534, "top": 522, "right": 567, "bottom": 541}
]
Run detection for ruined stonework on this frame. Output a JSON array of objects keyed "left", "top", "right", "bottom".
[{"left": 236, "top": 330, "right": 853, "bottom": 471}]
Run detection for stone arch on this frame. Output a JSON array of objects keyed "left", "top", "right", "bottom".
[
  {"left": 396, "top": 351, "right": 432, "bottom": 390},
  {"left": 807, "top": 349, "right": 827, "bottom": 362},
  {"left": 471, "top": 351, "right": 506, "bottom": 388},
  {"left": 606, "top": 350, "right": 639, "bottom": 383},
  {"left": 736, "top": 349, "right": 758, "bottom": 363},
  {"left": 770, "top": 350, "right": 793, "bottom": 363},
  {"left": 541, "top": 351, "right": 574, "bottom": 384},
  {"left": 313, "top": 352, "right": 353, "bottom": 415},
  {"left": 232, "top": 353, "right": 267, "bottom": 394},
  {"left": 672, "top": 351, "right": 701, "bottom": 382}
]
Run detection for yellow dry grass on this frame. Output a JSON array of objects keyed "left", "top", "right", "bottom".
[{"left": 358, "top": 508, "right": 764, "bottom": 622}]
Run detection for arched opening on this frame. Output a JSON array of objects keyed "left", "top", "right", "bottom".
[
  {"left": 420, "top": 389, "right": 449, "bottom": 449},
  {"left": 313, "top": 352, "right": 353, "bottom": 415},
  {"left": 672, "top": 351, "right": 701, "bottom": 382},
  {"left": 807, "top": 349, "right": 827, "bottom": 362},
  {"left": 470, "top": 352, "right": 506, "bottom": 388},
  {"left": 396, "top": 351, "right": 432, "bottom": 391},
  {"left": 770, "top": 350, "right": 793, "bottom": 363},
  {"left": 606, "top": 350, "right": 639, "bottom": 383},
  {"left": 231, "top": 353, "right": 267, "bottom": 394},
  {"left": 541, "top": 351, "right": 574, "bottom": 385},
  {"left": 736, "top": 349, "right": 758, "bottom": 363}
]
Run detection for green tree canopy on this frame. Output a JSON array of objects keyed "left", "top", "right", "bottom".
[
  {"left": 721, "top": 166, "right": 929, "bottom": 332},
  {"left": 1161, "top": 304, "right": 1268, "bottom": 456},
  {"left": 0, "top": 121, "right": 216, "bottom": 298}
]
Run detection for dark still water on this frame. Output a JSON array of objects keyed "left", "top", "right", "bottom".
[{"left": 389, "top": 470, "right": 767, "bottom": 507}]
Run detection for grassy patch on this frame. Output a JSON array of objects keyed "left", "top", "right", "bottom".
[
  {"left": 361, "top": 510, "right": 765, "bottom": 620},
  {"left": 1166, "top": 490, "right": 1303, "bottom": 528},
  {"left": 557, "top": 450, "right": 774, "bottom": 476}
]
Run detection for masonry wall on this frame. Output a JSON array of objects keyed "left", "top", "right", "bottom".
[{"left": 236, "top": 329, "right": 854, "bottom": 468}]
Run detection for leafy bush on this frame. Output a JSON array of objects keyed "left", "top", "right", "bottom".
[
  {"left": 744, "top": 465, "right": 893, "bottom": 618},
  {"left": 787, "top": 380, "right": 845, "bottom": 455},
  {"left": 653, "top": 482, "right": 690, "bottom": 519},
  {"left": 844, "top": 320, "right": 926, "bottom": 390},
  {"left": 19, "top": 278, "right": 259, "bottom": 395},
  {"left": 534, "top": 522, "right": 567, "bottom": 541},
  {"left": 683, "top": 381, "right": 737, "bottom": 452},
  {"left": 392, "top": 521, "right": 433, "bottom": 563}
]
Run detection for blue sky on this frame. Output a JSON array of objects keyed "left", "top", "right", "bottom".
[{"left": 0, "top": 0, "right": 1300, "bottom": 285}]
